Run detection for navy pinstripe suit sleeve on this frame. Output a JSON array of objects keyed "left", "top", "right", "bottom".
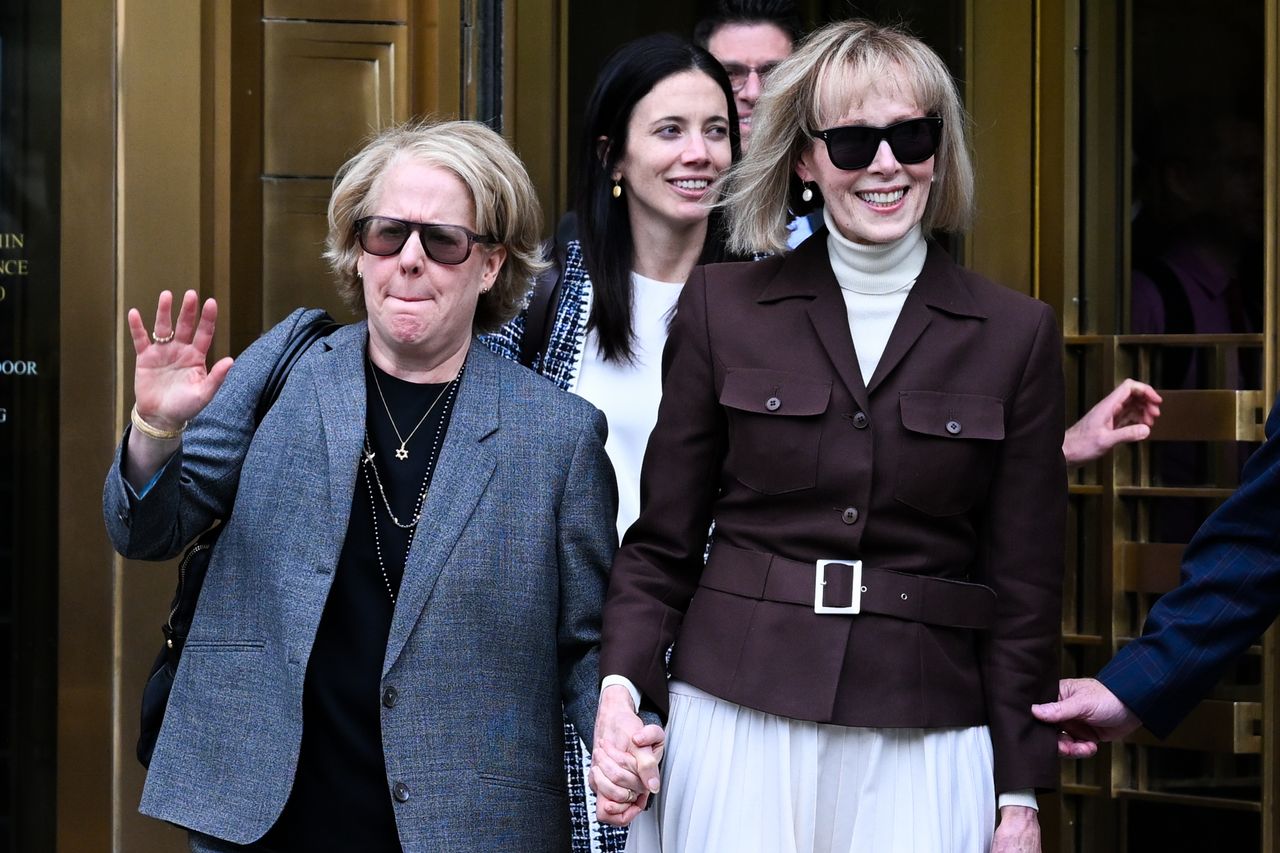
[{"left": 1099, "top": 394, "right": 1280, "bottom": 738}]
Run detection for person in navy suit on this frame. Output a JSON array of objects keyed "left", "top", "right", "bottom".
[{"left": 1034, "top": 394, "right": 1280, "bottom": 755}]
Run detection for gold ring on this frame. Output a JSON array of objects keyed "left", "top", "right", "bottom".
[{"left": 152, "top": 329, "right": 175, "bottom": 344}]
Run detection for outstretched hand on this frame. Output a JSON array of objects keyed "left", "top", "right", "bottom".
[
  {"left": 1062, "top": 379, "right": 1162, "bottom": 468},
  {"left": 129, "top": 289, "right": 233, "bottom": 431},
  {"left": 1031, "top": 678, "right": 1142, "bottom": 758}
]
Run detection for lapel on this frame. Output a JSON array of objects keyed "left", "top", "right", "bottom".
[
  {"left": 313, "top": 322, "right": 369, "bottom": 548},
  {"left": 757, "top": 230, "right": 870, "bottom": 413},
  {"left": 383, "top": 338, "right": 500, "bottom": 674},
  {"left": 865, "top": 242, "right": 986, "bottom": 394}
]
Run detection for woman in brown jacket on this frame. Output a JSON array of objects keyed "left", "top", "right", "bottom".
[{"left": 591, "top": 19, "right": 1065, "bottom": 853}]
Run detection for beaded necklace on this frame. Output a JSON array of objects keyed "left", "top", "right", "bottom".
[{"left": 360, "top": 362, "right": 464, "bottom": 602}]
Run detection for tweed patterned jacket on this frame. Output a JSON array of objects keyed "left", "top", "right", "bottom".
[
  {"left": 485, "top": 239, "right": 594, "bottom": 394},
  {"left": 485, "top": 239, "right": 632, "bottom": 853}
]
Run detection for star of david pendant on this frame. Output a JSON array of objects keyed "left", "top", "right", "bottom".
[{"left": 395, "top": 446, "right": 409, "bottom": 461}]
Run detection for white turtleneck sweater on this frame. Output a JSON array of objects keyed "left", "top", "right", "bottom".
[{"left": 822, "top": 207, "right": 927, "bottom": 386}]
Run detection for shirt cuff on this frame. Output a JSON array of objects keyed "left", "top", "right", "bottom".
[
  {"left": 600, "top": 675, "right": 641, "bottom": 713},
  {"left": 122, "top": 424, "right": 178, "bottom": 500},
  {"left": 997, "top": 790, "right": 1038, "bottom": 811},
  {"left": 133, "top": 466, "right": 167, "bottom": 500}
]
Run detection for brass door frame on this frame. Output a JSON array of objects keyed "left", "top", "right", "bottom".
[
  {"left": 58, "top": 0, "right": 118, "bottom": 847},
  {"left": 505, "top": 0, "right": 570, "bottom": 231},
  {"left": 1263, "top": 3, "right": 1280, "bottom": 847},
  {"left": 965, "top": 0, "right": 1037, "bottom": 298},
  {"left": 1030, "top": 1, "right": 1280, "bottom": 851}
]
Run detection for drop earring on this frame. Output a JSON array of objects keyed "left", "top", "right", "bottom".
[
  {"left": 801, "top": 183, "right": 814, "bottom": 203},
  {"left": 612, "top": 179, "right": 623, "bottom": 199}
]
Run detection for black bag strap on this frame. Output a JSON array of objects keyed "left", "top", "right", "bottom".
[
  {"left": 139, "top": 311, "right": 344, "bottom": 769},
  {"left": 168, "top": 310, "right": 341, "bottom": 623},
  {"left": 519, "top": 239, "right": 568, "bottom": 369},
  {"left": 255, "top": 311, "right": 343, "bottom": 423}
]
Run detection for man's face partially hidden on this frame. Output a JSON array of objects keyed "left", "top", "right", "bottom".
[{"left": 706, "top": 22, "right": 794, "bottom": 150}]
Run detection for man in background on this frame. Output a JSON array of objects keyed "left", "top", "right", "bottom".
[
  {"left": 695, "top": 0, "right": 821, "bottom": 247},
  {"left": 694, "top": 0, "right": 800, "bottom": 149}
]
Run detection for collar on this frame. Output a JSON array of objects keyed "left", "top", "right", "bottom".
[
  {"left": 757, "top": 226, "right": 987, "bottom": 320},
  {"left": 823, "top": 213, "right": 926, "bottom": 294}
]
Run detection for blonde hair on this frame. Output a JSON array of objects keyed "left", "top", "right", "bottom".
[
  {"left": 326, "top": 118, "right": 547, "bottom": 333},
  {"left": 723, "top": 19, "right": 974, "bottom": 254}
]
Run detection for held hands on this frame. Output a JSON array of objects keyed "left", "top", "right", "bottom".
[
  {"left": 129, "top": 289, "right": 233, "bottom": 434},
  {"left": 1031, "top": 678, "right": 1142, "bottom": 758},
  {"left": 1062, "top": 379, "right": 1162, "bottom": 468},
  {"left": 589, "top": 685, "right": 665, "bottom": 826}
]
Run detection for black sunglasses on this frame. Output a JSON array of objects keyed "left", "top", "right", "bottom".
[
  {"left": 354, "top": 216, "right": 497, "bottom": 265},
  {"left": 810, "top": 117, "right": 943, "bottom": 171}
]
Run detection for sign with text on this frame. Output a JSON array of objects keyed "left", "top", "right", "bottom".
[{"left": 0, "top": 3, "right": 61, "bottom": 849}]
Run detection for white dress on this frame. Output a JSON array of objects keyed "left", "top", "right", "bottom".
[{"left": 623, "top": 682, "right": 996, "bottom": 853}]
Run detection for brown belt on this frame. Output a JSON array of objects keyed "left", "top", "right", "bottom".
[{"left": 701, "top": 544, "right": 996, "bottom": 630}]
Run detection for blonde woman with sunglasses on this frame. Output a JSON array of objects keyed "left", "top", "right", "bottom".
[{"left": 594, "top": 20, "right": 1066, "bottom": 853}]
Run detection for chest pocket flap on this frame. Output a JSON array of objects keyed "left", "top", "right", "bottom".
[
  {"left": 720, "top": 369, "right": 831, "bottom": 494},
  {"left": 899, "top": 391, "right": 1004, "bottom": 440},
  {"left": 721, "top": 369, "right": 831, "bottom": 416}
]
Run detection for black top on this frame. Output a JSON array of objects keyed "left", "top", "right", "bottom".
[{"left": 260, "top": 359, "right": 460, "bottom": 853}]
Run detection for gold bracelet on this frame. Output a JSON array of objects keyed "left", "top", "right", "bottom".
[{"left": 130, "top": 404, "right": 186, "bottom": 442}]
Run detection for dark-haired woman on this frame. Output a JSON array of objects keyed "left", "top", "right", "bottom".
[
  {"left": 487, "top": 34, "right": 740, "bottom": 541},
  {"left": 484, "top": 32, "right": 741, "bottom": 853}
]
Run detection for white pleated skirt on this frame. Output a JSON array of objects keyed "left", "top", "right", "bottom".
[{"left": 625, "top": 681, "right": 996, "bottom": 853}]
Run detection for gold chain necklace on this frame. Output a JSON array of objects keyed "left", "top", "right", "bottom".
[{"left": 369, "top": 359, "right": 460, "bottom": 461}]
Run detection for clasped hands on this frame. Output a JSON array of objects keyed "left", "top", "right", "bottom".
[{"left": 590, "top": 684, "right": 666, "bottom": 826}]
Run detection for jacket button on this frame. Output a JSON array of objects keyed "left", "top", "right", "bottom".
[
  {"left": 841, "top": 507, "right": 859, "bottom": 524},
  {"left": 766, "top": 396, "right": 781, "bottom": 411},
  {"left": 392, "top": 781, "right": 410, "bottom": 802},
  {"left": 945, "top": 419, "right": 961, "bottom": 435},
  {"left": 382, "top": 686, "right": 398, "bottom": 708},
  {"left": 851, "top": 411, "right": 869, "bottom": 429}
]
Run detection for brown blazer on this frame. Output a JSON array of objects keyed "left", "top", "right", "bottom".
[{"left": 601, "top": 234, "right": 1066, "bottom": 793}]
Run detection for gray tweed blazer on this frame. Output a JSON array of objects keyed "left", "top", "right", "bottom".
[{"left": 104, "top": 310, "right": 618, "bottom": 852}]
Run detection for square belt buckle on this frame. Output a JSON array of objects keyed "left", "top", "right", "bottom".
[{"left": 814, "top": 559, "right": 863, "bottom": 614}]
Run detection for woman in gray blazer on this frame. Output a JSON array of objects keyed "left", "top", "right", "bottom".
[{"left": 104, "top": 120, "right": 617, "bottom": 853}]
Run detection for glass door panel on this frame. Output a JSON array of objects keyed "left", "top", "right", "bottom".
[{"left": 1060, "top": 2, "right": 1272, "bottom": 850}]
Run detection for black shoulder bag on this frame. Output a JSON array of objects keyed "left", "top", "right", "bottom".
[{"left": 136, "top": 311, "right": 342, "bottom": 767}]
